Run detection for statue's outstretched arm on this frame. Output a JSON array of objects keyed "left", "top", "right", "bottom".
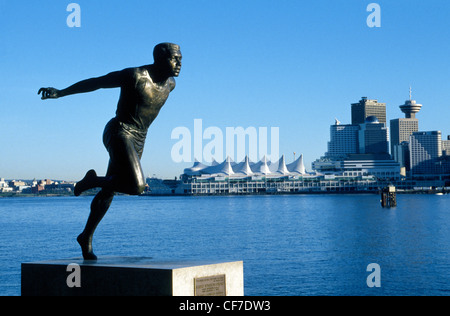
[{"left": 38, "top": 70, "right": 124, "bottom": 100}]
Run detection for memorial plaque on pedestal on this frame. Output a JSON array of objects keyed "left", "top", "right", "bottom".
[{"left": 194, "top": 274, "right": 226, "bottom": 296}]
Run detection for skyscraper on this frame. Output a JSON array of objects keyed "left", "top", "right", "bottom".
[
  {"left": 358, "top": 116, "right": 389, "bottom": 155},
  {"left": 390, "top": 119, "right": 418, "bottom": 155},
  {"left": 351, "top": 97, "right": 386, "bottom": 125},
  {"left": 326, "top": 121, "right": 360, "bottom": 158},
  {"left": 410, "top": 131, "right": 442, "bottom": 175}
]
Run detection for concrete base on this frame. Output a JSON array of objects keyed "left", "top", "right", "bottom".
[{"left": 21, "top": 257, "right": 244, "bottom": 296}]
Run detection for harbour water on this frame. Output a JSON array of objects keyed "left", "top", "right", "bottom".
[{"left": 0, "top": 194, "right": 449, "bottom": 296}]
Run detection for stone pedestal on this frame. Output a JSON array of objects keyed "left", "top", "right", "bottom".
[{"left": 21, "top": 257, "right": 244, "bottom": 296}]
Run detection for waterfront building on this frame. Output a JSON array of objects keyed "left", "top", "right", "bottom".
[
  {"left": 145, "top": 146, "right": 445, "bottom": 197},
  {"left": 390, "top": 117, "right": 419, "bottom": 147},
  {"left": 312, "top": 154, "right": 401, "bottom": 181},
  {"left": 326, "top": 121, "right": 360, "bottom": 158},
  {"left": 181, "top": 174, "right": 380, "bottom": 195},
  {"left": 152, "top": 155, "right": 403, "bottom": 196},
  {"left": 316, "top": 99, "right": 396, "bottom": 181},
  {"left": 169, "top": 155, "right": 382, "bottom": 195},
  {"left": 392, "top": 141, "right": 411, "bottom": 174},
  {"left": 410, "top": 131, "right": 442, "bottom": 175},
  {"left": 358, "top": 116, "right": 389, "bottom": 155},
  {"left": 327, "top": 117, "right": 389, "bottom": 158},
  {"left": 390, "top": 118, "right": 418, "bottom": 159},
  {"left": 351, "top": 97, "right": 386, "bottom": 125}
]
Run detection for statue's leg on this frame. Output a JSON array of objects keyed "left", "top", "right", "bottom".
[
  {"left": 74, "top": 132, "right": 145, "bottom": 196},
  {"left": 77, "top": 189, "right": 114, "bottom": 260},
  {"left": 74, "top": 170, "right": 102, "bottom": 196},
  {"left": 76, "top": 120, "right": 146, "bottom": 259},
  {"left": 76, "top": 134, "right": 144, "bottom": 259}
]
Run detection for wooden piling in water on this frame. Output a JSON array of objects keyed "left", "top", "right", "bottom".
[{"left": 381, "top": 186, "right": 397, "bottom": 208}]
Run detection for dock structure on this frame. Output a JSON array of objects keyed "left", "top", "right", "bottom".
[{"left": 381, "top": 186, "right": 397, "bottom": 208}]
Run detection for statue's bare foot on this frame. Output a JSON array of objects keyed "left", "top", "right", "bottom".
[
  {"left": 77, "top": 233, "right": 97, "bottom": 261},
  {"left": 74, "top": 170, "right": 97, "bottom": 197}
]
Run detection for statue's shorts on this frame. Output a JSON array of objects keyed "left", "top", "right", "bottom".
[
  {"left": 101, "top": 117, "right": 147, "bottom": 194},
  {"left": 103, "top": 117, "right": 147, "bottom": 160}
]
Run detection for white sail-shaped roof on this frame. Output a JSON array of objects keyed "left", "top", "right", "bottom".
[
  {"left": 184, "top": 160, "right": 208, "bottom": 176},
  {"left": 276, "top": 155, "right": 290, "bottom": 175},
  {"left": 287, "top": 154, "right": 306, "bottom": 174},
  {"left": 235, "top": 156, "right": 254, "bottom": 175},
  {"left": 250, "top": 156, "right": 271, "bottom": 175},
  {"left": 221, "top": 157, "right": 235, "bottom": 175},
  {"left": 268, "top": 158, "right": 278, "bottom": 173},
  {"left": 183, "top": 154, "right": 307, "bottom": 178},
  {"left": 201, "top": 156, "right": 235, "bottom": 175}
]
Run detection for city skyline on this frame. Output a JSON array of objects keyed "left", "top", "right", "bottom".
[{"left": 1, "top": 1, "right": 450, "bottom": 181}]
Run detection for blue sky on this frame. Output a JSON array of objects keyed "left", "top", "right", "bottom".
[{"left": 1, "top": 0, "right": 450, "bottom": 180}]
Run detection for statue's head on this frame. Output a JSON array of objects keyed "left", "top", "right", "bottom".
[{"left": 153, "top": 43, "right": 182, "bottom": 77}]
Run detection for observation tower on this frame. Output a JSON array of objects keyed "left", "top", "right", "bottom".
[{"left": 399, "top": 87, "right": 422, "bottom": 119}]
